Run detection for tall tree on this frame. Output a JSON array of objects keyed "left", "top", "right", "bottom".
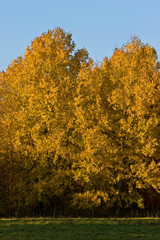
[
  {"left": 101, "top": 37, "right": 160, "bottom": 213},
  {"left": 0, "top": 28, "right": 89, "bottom": 216}
]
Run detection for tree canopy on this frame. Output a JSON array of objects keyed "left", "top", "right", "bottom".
[{"left": 0, "top": 28, "right": 160, "bottom": 217}]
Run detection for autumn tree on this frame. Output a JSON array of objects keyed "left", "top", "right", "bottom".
[
  {"left": 100, "top": 37, "right": 160, "bottom": 215},
  {"left": 1, "top": 31, "right": 159, "bottom": 217},
  {"left": 70, "top": 37, "right": 160, "bottom": 216},
  {"left": 0, "top": 27, "right": 89, "bottom": 216}
]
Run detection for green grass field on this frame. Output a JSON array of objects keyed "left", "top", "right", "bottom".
[{"left": 0, "top": 218, "right": 160, "bottom": 240}]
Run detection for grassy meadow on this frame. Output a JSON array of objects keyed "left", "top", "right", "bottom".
[{"left": 0, "top": 218, "right": 160, "bottom": 240}]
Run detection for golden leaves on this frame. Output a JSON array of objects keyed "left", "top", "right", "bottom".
[{"left": 1, "top": 30, "right": 160, "bottom": 214}]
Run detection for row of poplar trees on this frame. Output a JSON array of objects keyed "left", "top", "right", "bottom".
[{"left": 0, "top": 28, "right": 160, "bottom": 217}]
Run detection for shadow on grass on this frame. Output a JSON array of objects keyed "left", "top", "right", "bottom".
[{"left": 0, "top": 218, "right": 160, "bottom": 240}]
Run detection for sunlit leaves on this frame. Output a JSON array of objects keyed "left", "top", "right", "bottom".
[{"left": 0, "top": 31, "right": 160, "bottom": 216}]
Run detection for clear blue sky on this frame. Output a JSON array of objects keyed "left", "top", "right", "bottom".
[{"left": 0, "top": 0, "right": 160, "bottom": 71}]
